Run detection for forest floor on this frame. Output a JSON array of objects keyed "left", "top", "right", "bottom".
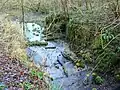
[
  {"left": 0, "top": 13, "right": 47, "bottom": 90},
  {"left": 0, "top": 55, "right": 29, "bottom": 90},
  {"left": 91, "top": 76, "right": 120, "bottom": 90},
  {"left": 0, "top": 11, "right": 120, "bottom": 90},
  {"left": 0, "top": 49, "right": 47, "bottom": 90}
]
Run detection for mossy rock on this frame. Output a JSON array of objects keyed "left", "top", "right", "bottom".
[
  {"left": 81, "top": 51, "right": 92, "bottom": 64},
  {"left": 61, "top": 50, "right": 77, "bottom": 62},
  {"left": 75, "top": 59, "right": 85, "bottom": 68},
  {"left": 92, "top": 73, "right": 97, "bottom": 77},
  {"left": 27, "top": 41, "right": 48, "bottom": 46},
  {"left": 92, "top": 73, "right": 104, "bottom": 85},
  {"left": 45, "top": 36, "right": 59, "bottom": 41},
  {"left": 115, "top": 74, "right": 120, "bottom": 82},
  {"left": 92, "top": 88, "right": 97, "bottom": 90}
]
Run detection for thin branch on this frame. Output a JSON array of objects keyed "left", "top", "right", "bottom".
[{"left": 46, "top": 15, "right": 56, "bottom": 31}]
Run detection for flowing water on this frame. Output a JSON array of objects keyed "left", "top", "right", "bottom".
[{"left": 25, "top": 22, "right": 92, "bottom": 90}]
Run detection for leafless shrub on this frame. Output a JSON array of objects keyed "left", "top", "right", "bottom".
[{"left": 0, "top": 15, "right": 27, "bottom": 60}]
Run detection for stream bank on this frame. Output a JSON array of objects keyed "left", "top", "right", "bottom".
[
  {"left": 1, "top": 11, "right": 119, "bottom": 90},
  {"left": 25, "top": 22, "right": 92, "bottom": 90},
  {"left": 0, "top": 13, "right": 48, "bottom": 90},
  {"left": 24, "top": 15, "right": 120, "bottom": 89}
]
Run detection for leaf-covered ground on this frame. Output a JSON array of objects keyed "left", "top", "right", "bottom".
[
  {"left": 0, "top": 55, "right": 47, "bottom": 90},
  {"left": 0, "top": 13, "right": 48, "bottom": 90}
]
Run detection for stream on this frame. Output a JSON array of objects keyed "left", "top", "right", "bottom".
[
  {"left": 25, "top": 22, "right": 92, "bottom": 90},
  {"left": 0, "top": 11, "right": 119, "bottom": 90}
]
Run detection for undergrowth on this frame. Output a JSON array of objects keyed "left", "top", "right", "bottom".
[
  {"left": 0, "top": 15, "right": 27, "bottom": 60},
  {"left": 0, "top": 0, "right": 120, "bottom": 87},
  {"left": 44, "top": 0, "right": 120, "bottom": 83}
]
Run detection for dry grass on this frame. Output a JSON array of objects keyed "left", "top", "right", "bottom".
[{"left": 0, "top": 14, "right": 27, "bottom": 60}]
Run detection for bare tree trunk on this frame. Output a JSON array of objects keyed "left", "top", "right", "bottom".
[{"left": 21, "top": 0, "right": 25, "bottom": 37}]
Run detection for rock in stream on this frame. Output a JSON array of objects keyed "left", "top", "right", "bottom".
[{"left": 25, "top": 23, "right": 92, "bottom": 90}]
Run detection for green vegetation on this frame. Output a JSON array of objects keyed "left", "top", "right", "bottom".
[
  {"left": 18, "top": 68, "right": 45, "bottom": 90},
  {"left": 0, "top": 0, "right": 120, "bottom": 89},
  {"left": 43, "top": 0, "right": 120, "bottom": 84},
  {"left": 27, "top": 41, "right": 48, "bottom": 46},
  {"left": 92, "top": 73, "right": 104, "bottom": 85},
  {"left": 0, "top": 85, "right": 6, "bottom": 90},
  {"left": 115, "top": 73, "right": 120, "bottom": 81},
  {"left": 30, "top": 68, "right": 44, "bottom": 80},
  {"left": 92, "top": 88, "right": 97, "bottom": 90},
  {"left": 75, "top": 59, "right": 85, "bottom": 68},
  {"left": 0, "top": 1, "right": 48, "bottom": 89}
]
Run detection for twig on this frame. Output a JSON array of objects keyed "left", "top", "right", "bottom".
[{"left": 46, "top": 16, "right": 56, "bottom": 31}]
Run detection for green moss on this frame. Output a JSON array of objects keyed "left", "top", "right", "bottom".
[
  {"left": 45, "top": 37, "right": 59, "bottom": 41},
  {"left": 78, "top": 51, "right": 93, "bottom": 64},
  {"left": 92, "top": 88, "right": 97, "bottom": 90},
  {"left": 75, "top": 59, "right": 85, "bottom": 68},
  {"left": 92, "top": 73, "right": 104, "bottom": 85},
  {"left": 115, "top": 74, "right": 120, "bottom": 81},
  {"left": 92, "top": 73, "right": 97, "bottom": 77},
  {"left": 27, "top": 41, "right": 48, "bottom": 46},
  {"left": 0, "top": 86, "right": 6, "bottom": 90}
]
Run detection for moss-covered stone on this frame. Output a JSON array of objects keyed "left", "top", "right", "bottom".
[
  {"left": 78, "top": 50, "right": 92, "bottom": 64},
  {"left": 92, "top": 73, "right": 104, "bottom": 85},
  {"left": 115, "top": 74, "right": 120, "bottom": 82},
  {"left": 45, "top": 36, "right": 60, "bottom": 41},
  {"left": 75, "top": 59, "right": 85, "bottom": 68},
  {"left": 27, "top": 41, "right": 48, "bottom": 46}
]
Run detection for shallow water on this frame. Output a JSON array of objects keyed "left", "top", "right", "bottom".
[
  {"left": 25, "top": 23, "right": 91, "bottom": 90},
  {"left": 25, "top": 23, "right": 44, "bottom": 41}
]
